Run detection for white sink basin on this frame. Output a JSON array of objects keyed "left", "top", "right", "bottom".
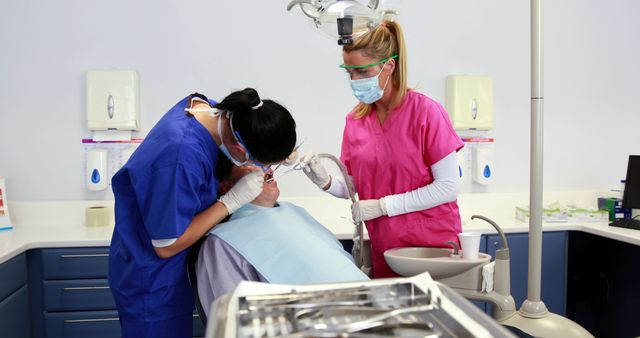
[{"left": 384, "top": 247, "right": 491, "bottom": 279}]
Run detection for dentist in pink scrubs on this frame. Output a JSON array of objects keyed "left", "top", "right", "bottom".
[{"left": 302, "top": 20, "right": 464, "bottom": 278}]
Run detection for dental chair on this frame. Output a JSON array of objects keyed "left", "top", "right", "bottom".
[{"left": 187, "top": 237, "right": 208, "bottom": 327}]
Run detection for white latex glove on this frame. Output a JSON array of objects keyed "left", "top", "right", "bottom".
[
  {"left": 219, "top": 171, "right": 263, "bottom": 214},
  {"left": 352, "top": 199, "right": 388, "bottom": 223},
  {"left": 300, "top": 152, "right": 330, "bottom": 189}
]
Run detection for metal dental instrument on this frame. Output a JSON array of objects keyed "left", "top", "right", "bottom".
[
  {"left": 245, "top": 294, "right": 433, "bottom": 313},
  {"left": 243, "top": 285, "right": 373, "bottom": 303},
  {"left": 264, "top": 161, "right": 306, "bottom": 183},
  {"left": 318, "top": 304, "right": 436, "bottom": 333},
  {"left": 272, "top": 137, "right": 307, "bottom": 173}
]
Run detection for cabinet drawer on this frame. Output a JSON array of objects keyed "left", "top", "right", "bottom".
[
  {"left": 43, "top": 311, "right": 202, "bottom": 338},
  {"left": 44, "top": 279, "right": 115, "bottom": 311},
  {"left": 44, "top": 310, "right": 120, "bottom": 338},
  {"left": 40, "top": 248, "right": 110, "bottom": 279},
  {"left": 0, "top": 285, "right": 30, "bottom": 338},
  {"left": 0, "top": 253, "right": 26, "bottom": 302}
]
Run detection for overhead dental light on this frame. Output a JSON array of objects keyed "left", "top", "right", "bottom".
[{"left": 286, "top": 0, "right": 394, "bottom": 45}]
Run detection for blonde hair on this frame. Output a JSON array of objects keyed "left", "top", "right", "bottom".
[{"left": 343, "top": 20, "right": 408, "bottom": 119}]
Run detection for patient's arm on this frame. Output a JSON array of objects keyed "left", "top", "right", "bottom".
[{"left": 196, "top": 235, "right": 267, "bottom": 314}]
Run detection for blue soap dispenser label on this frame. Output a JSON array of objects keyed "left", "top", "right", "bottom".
[
  {"left": 483, "top": 165, "right": 491, "bottom": 178},
  {"left": 91, "top": 169, "right": 101, "bottom": 184}
]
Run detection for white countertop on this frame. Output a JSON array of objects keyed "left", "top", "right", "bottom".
[
  {"left": 2, "top": 190, "right": 639, "bottom": 265},
  {"left": 0, "top": 200, "right": 115, "bottom": 264}
]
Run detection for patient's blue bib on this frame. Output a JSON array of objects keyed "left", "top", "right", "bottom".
[{"left": 210, "top": 202, "right": 369, "bottom": 284}]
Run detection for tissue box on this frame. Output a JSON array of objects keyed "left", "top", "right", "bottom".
[
  {"left": 598, "top": 197, "right": 622, "bottom": 210},
  {"left": 598, "top": 197, "right": 631, "bottom": 221}
]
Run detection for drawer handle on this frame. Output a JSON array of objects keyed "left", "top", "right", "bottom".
[
  {"left": 193, "top": 313, "right": 200, "bottom": 318},
  {"left": 60, "top": 254, "right": 109, "bottom": 258},
  {"left": 64, "top": 317, "right": 119, "bottom": 323},
  {"left": 63, "top": 286, "right": 110, "bottom": 291}
]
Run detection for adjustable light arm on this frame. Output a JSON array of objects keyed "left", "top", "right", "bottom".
[
  {"left": 286, "top": 0, "right": 320, "bottom": 18},
  {"left": 287, "top": 0, "right": 385, "bottom": 45}
]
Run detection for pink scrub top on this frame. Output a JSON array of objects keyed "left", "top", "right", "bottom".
[{"left": 341, "top": 90, "right": 464, "bottom": 278}]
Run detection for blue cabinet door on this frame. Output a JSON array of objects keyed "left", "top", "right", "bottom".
[
  {"left": 30, "top": 248, "right": 115, "bottom": 338},
  {"left": 486, "top": 231, "right": 567, "bottom": 316},
  {"left": 0, "top": 253, "right": 27, "bottom": 301},
  {"left": 0, "top": 285, "right": 30, "bottom": 338}
]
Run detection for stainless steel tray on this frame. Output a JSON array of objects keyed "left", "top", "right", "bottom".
[{"left": 206, "top": 274, "right": 517, "bottom": 338}]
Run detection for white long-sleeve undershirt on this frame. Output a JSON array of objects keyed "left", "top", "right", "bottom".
[
  {"left": 326, "top": 175, "right": 350, "bottom": 198},
  {"left": 326, "top": 151, "right": 459, "bottom": 217}
]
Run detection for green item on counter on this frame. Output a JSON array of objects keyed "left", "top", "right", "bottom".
[
  {"left": 516, "top": 201, "right": 609, "bottom": 223},
  {"left": 598, "top": 197, "right": 628, "bottom": 221}
]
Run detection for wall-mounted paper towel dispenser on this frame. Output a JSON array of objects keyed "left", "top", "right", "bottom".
[
  {"left": 445, "top": 75, "right": 493, "bottom": 131},
  {"left": 87, "top": 70, "right": 140, "bottom": 131}
]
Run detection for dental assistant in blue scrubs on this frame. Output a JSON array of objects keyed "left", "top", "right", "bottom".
[{"left": 108, "top": 88, "right": 297, "bottom": 338}]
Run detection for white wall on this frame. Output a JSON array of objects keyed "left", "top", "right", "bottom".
[{"left": 0, "top": 0, "right": 638, "bottom": 201}]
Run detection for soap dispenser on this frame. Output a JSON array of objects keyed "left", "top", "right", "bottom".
[
  {"left": 473, "top": 146, "right": 493, "bottom": 185},
  {"left": 457, "top": 150, "right": 465, "bottom": 185},
  {"left": 86, "top": 148, "right": 108, "bottom": 191}
]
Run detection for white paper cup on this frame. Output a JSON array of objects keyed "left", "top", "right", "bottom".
[{"left": 459, "top": 232, "right": 482, "bottom": 259}]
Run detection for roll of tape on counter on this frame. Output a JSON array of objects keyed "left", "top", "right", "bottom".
[{"left": 85, "top": 206, "right": 113, "bottom": 227}]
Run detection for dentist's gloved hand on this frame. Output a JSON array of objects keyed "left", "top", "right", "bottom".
[
  {"left": 352, "top": 199, "right": 388, "bottom": 223},
  {"left": 219, "top": 170, "right": 263, "bottom": 214},
  {"left": 301, "top": 152, "right": 330, "bottom": 190}
]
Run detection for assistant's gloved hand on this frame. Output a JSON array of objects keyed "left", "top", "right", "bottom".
[
  {"left": 300, "top": 152, "right": 330, "bottom": 189},
  {"left": 352, "top": 199, "right": 388, "bottom": 223},
  {"left": 219, "top": 170, "right": 263, "bottom": 214}
]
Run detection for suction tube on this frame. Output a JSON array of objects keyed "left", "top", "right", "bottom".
[{"left": 316, "top": 153, "right": 367, "bottom": 270}]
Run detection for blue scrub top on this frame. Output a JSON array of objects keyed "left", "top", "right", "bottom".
[{"left": 109, "top": 95, "right": 219, "bottom": 321}]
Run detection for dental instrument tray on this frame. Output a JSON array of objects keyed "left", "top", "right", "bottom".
[{"left": 205, "top": 272, "right": 516, "bottom": 338}]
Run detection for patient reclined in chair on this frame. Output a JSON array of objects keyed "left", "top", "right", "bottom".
[{"left": 196, "top": 167, "right": 369, "bottom": 315}]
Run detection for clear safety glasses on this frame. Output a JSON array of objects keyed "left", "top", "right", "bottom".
[
  {"left": 228, "top": 117, "right": 273, "bottom": 173},
  {"left": 339, "top": 54, "right": 398, "bottom": 69},
  {"left": 340, "top": 54, "right": 397, "bottom": 80}
]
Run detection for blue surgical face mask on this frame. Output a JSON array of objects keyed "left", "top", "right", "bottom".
[
  {"left": 216, "top": 112, "right": 250, "bottom": 167},
  {"left": 349, "top": 62, "right": 391, "bottom": 104}
]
